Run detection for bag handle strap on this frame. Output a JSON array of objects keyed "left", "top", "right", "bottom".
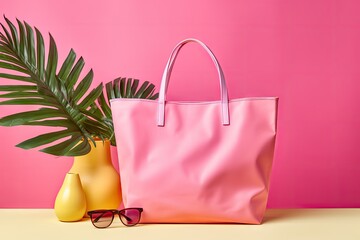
[{"left": 157, "top": 38, "right": 230, "bottom": 127}]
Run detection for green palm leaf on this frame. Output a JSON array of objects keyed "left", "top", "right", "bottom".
[
  {"left": 97, "top": 77, "right": 159, "bottom": 146},
  {"left": 0, "top": 16, "right": 159, "bottom": 156},
  {"left": 0, "top": 16, "right": 111, "bottom": 156}
]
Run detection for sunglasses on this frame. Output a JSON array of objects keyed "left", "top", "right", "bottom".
[{"left": 87, "top": 208, "right": 143, "bottom": 228}]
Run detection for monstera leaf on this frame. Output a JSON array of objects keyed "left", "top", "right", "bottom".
[{"left": 0, "top": 16, "right": 110, "bottom": 156}]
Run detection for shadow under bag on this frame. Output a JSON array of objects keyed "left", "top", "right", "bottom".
[{"left": 111, "top": 38, "right": 278, "bottom": 224}]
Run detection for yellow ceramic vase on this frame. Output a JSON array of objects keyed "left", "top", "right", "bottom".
[
  {"left": 69, "top": 139, "right": 122, "bottom": 213},
  {"left": 54, "top": 173, "right": 87, "bottom": 222}
]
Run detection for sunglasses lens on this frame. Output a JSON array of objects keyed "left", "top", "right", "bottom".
[
  {"left": 119, "top": 209, "right": 142, "bottom": 226},
  {"left": 90, "top": 211, "right": 114, "bottom": 228}
]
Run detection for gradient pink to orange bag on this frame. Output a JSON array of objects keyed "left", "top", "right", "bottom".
[{"left": 111, "top": 39, "right": 278, "bottom": 224}]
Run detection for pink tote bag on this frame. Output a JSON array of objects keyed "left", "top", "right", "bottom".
[{"left": 111, "top": 39, "right": 278, "bottom": 224}]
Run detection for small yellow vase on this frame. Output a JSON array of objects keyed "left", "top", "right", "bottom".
[
  {"left": 69, "top": 139, "right": 122, "bottom": 213},
  {"left": 54, "top": 173, "right": 87, "bottom": 222}
]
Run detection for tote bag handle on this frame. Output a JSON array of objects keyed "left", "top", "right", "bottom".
[{"left": 157, "top": 38, "right": 230, "bottom": 127}]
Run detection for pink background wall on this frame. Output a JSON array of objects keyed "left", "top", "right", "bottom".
[{"left": 1, "top": 0, "right": 360, "bottom": 208}]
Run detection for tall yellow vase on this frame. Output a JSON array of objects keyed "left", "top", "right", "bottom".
[
  {"left": 69, "top": 139, "right": 122, "bottom": 213},
  {"left": 54, "top": 173, "right": 87, "bottom": 222}
]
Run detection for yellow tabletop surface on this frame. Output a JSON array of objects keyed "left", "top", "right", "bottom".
[{"left": 0, "top": 209, "right": 359, "bottom": 240}]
